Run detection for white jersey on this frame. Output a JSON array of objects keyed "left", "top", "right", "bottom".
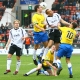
[
  {"left": 9, "top": 27, "right": 27, "bottom": 48},
  {"left": 46, "top": 13, "right": 61, "bottom": 29}
]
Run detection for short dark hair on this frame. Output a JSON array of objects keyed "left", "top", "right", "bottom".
[
  {"left": 72, "top": 22, "right": 78, "bottom": 29},
  {"left": 45, "top": 9, "right": 49, "bottom": 14},
  {"left": 34, "top": 4, "right": 40, "bottom": 12}
]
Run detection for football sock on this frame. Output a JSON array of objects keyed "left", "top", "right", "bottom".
[
  {"left": 33, "top": 49, "right": 37, "bottom": 60},
  {"left": 56, "top": 59, "right": 62, "bottom": 68},
  {"left": 38, "top": 47, "right": 45, "bottom": 57},
  {"left": 7, "top": 58, "right": 12, "bottom": 70},
  {"left": 26, "top": 68, "right": 37, "bottom": 75},
  {"left": 16, "top": 60, "right": 21, "bottom": 71},
  {"left": 40, "top": 70, "right": 49, "bottom": 75},
  {"left": 42, "top": 47, "right": 49, "bottom": 59},
  {"left": 27, "top": 49, "right": 29, "bottom": 55},
  {"left": 67, "top": 63, "right": 72, "bottom": 75},
  {"left": 53, "top": 51, "right": 57, "bottom": 63}
]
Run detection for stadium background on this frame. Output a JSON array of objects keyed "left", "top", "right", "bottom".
[{"left": 0, "top": 0, "right": 80, "bottom": 54}]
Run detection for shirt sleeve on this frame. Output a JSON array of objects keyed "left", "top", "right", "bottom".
[
  {"left": 32, "top": 14, "right": 38, "bottom": 25},
  {"left": 56, "top": 13, "right": 61, "bottom": 20}
]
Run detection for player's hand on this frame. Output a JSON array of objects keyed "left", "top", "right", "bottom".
[
  {"left": 41, "top": 28, "right": 45, "bottom": 32},
  {"left": 5, "top": 46, "right": 8, "bottom": 50}
]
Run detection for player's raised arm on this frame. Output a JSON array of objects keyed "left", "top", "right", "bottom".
[{"left": 60, "top": 18, "right": 70, "bottom": 26}]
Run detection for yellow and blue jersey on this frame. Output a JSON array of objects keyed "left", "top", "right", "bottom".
[
  {"left": 43, "top": 50, "right": 54, "bottom": 67},
  {"left": 59, "top": 27, "right": 76, "bottom": 45},
  {"left": 32, "top": 13, "right": 45, "bottom": 32}
]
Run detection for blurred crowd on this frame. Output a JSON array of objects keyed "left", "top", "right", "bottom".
[
  {"left": 0, "top": 22, "right": 13, "bottom": 49},
  {"left": 51, "top": 0, "right": 80, "bottom": 27}
]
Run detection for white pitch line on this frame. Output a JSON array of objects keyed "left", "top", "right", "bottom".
[
  {"left": 27, "top": 63, "right": 33, "bottom": 65},
  {"left": 0, "top": 63, "right": 33, "bottom": 66}
]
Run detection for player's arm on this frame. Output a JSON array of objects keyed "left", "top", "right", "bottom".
[
  {"left": 45, "top": 61, "right": 57, "bottom": 69},
  {"left": 35, "top": 24, "right": 45, "bottom": 32},
  {"left": 5, "top": 39, "right": 11, "bottom": 49},
  {"left": 57, "top": 23, "right": 62, "bottom": 30},
  {"left": 5, "top": 30, "right": 12, "bottom": 49},
  {"left": 32, "top": 15, "right": 45, "bottom": 32},
  {"left": 60, "top": 18, "right": 70, "bottom": 26}
]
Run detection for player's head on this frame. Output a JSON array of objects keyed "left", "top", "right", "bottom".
[
  {"left": 45, "top": 9, "right": 53, "bottom": 16},
  {"left": 51, "top": 45, "right": 56, "bottom": 53},
  {"left": 34, "top": 4, "right": 43, "bottom": 13},
  {"left": 13, "top": 20, "right": 20, "bottom": 29},
  {"left": 70, "top": 22, "right": 78, "bottom": 29}
]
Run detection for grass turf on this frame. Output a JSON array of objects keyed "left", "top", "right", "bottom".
[{"left": 0, "top": 54, "right": 80, "bottom": 80}]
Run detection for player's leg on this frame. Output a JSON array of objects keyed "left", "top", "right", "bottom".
[
  {"left": 46, "top": 69, "right": 56, "bottom": 76},
  {"left": 66, "top": 46, "right": 73, "bottom": 78},
  {"left": 42, "top": 32, "right": 51, "bottom": 59},
  {"left": 33, "top": 32, "right": 41, "bottom": 65},
  {"left": 66, "top": 58, "right": 73, "bottom": 78},
  {"left": 13, "top": 47, "right": 22, "bottom": 75},
  {"left": 23, "top": 63, "right": 42, "bottom": 76},
  {"left": 25, "top": 44, "right": 28, "bottom": 56},
  {"left": 56, "top": 45, "right": 65, "bottom": 75},
  {"left": 33, "top": 44, "right": 40, "bottom": 65},
  {"left": 4, "top": 44, "right": 15, "bottom": 74},
  {"left": 26, "top": 45, "right": 29, "bottom": 56},
  {"left": 37, "top": 47, "right": 45, "bottom": 58}
]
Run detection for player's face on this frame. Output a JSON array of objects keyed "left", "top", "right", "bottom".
[
  {"left": 47, "top": 9, "right": 53, "bottom": 16},
  {"left": 69, "top": 23, "right": 73, "bottom": 28},
  {"left": 38, "top": 6, "right": 43, "bottom": 13},
  {"left": 14, "top": 21, "right": 19, "bottom": 28},
  {"left": 51, "top": 45, "right": 56, "bottom": 52}
]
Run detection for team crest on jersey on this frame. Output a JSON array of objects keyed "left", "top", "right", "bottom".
[{"left": 35, "top": 40, "right": 38, "bottom": 43}]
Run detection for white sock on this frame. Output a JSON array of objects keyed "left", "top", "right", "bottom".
[
  {"left": 42, "top": 47, "right": 49, "bottom": 59},
  {"left": 16, "top": 60, "right": 21, "bottom": 71},
  {"left": 40, "top": 70, "right": 49, "bottom": 75},
  {"left": 53, "top": 51, "right": 56, "bottom": 63},
  {"left": 33, "top": 49, "right": 37, "bottom": 60},
  {"left": 56, "top": 59, "right": 61, "bottom": 68},
  {"left": 39, "top": 47, "right": 45, "bottom": 57},
  {"left": 7, "top": 58, "right": 12, "bottom": 70},
  {"left": 26, "top": 68, "right": 37, "bottom": 75},
  {"left": 67, "top": 63, "right": 72, "bottom": 75},
  {"left": 41, "top": 47, "right": 45, "bottom": 53}
]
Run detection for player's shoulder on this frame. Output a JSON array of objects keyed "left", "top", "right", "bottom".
[
  {"left": 53, "top": 13, "right": 61, "bottom": 17},
  {"left": 54, "top": 13, "right": 59, "bottom": 15}
]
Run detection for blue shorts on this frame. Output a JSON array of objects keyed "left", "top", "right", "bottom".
[
  {"left": 57, "top": 44, "right": 73, "bottom": 58},
  {"left": 33, "top": 31, "right": 48, "bottom": 44}
]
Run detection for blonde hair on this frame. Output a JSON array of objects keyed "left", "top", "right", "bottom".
[{"left": 13, "top": 20, "right": 20, "bottom": 24}]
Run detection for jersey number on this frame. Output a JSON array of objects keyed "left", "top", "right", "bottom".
[{"left": 66, "top": 31, "right": 73, "bottom": 39}]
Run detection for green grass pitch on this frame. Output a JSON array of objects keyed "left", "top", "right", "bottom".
[{"left": 0, "top": 54, "right": 80, "bottom": 80}]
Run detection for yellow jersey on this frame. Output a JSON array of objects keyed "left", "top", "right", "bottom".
[
  {"left": 32, "top": 13, "right": 45, "bottom": 32},
  {"left": 59, "top": 27, "right": 76, "bottom": 45},
  {"left": 43, "top": 50, "right": 54, "bottom": 67}
]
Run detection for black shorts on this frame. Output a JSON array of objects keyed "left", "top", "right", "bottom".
[
  {"left": 8, "top": 43, "right": 22, "bottom": 56},
  {"left": 48, "top": 29, "right": 61, "bottom": 43}
]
